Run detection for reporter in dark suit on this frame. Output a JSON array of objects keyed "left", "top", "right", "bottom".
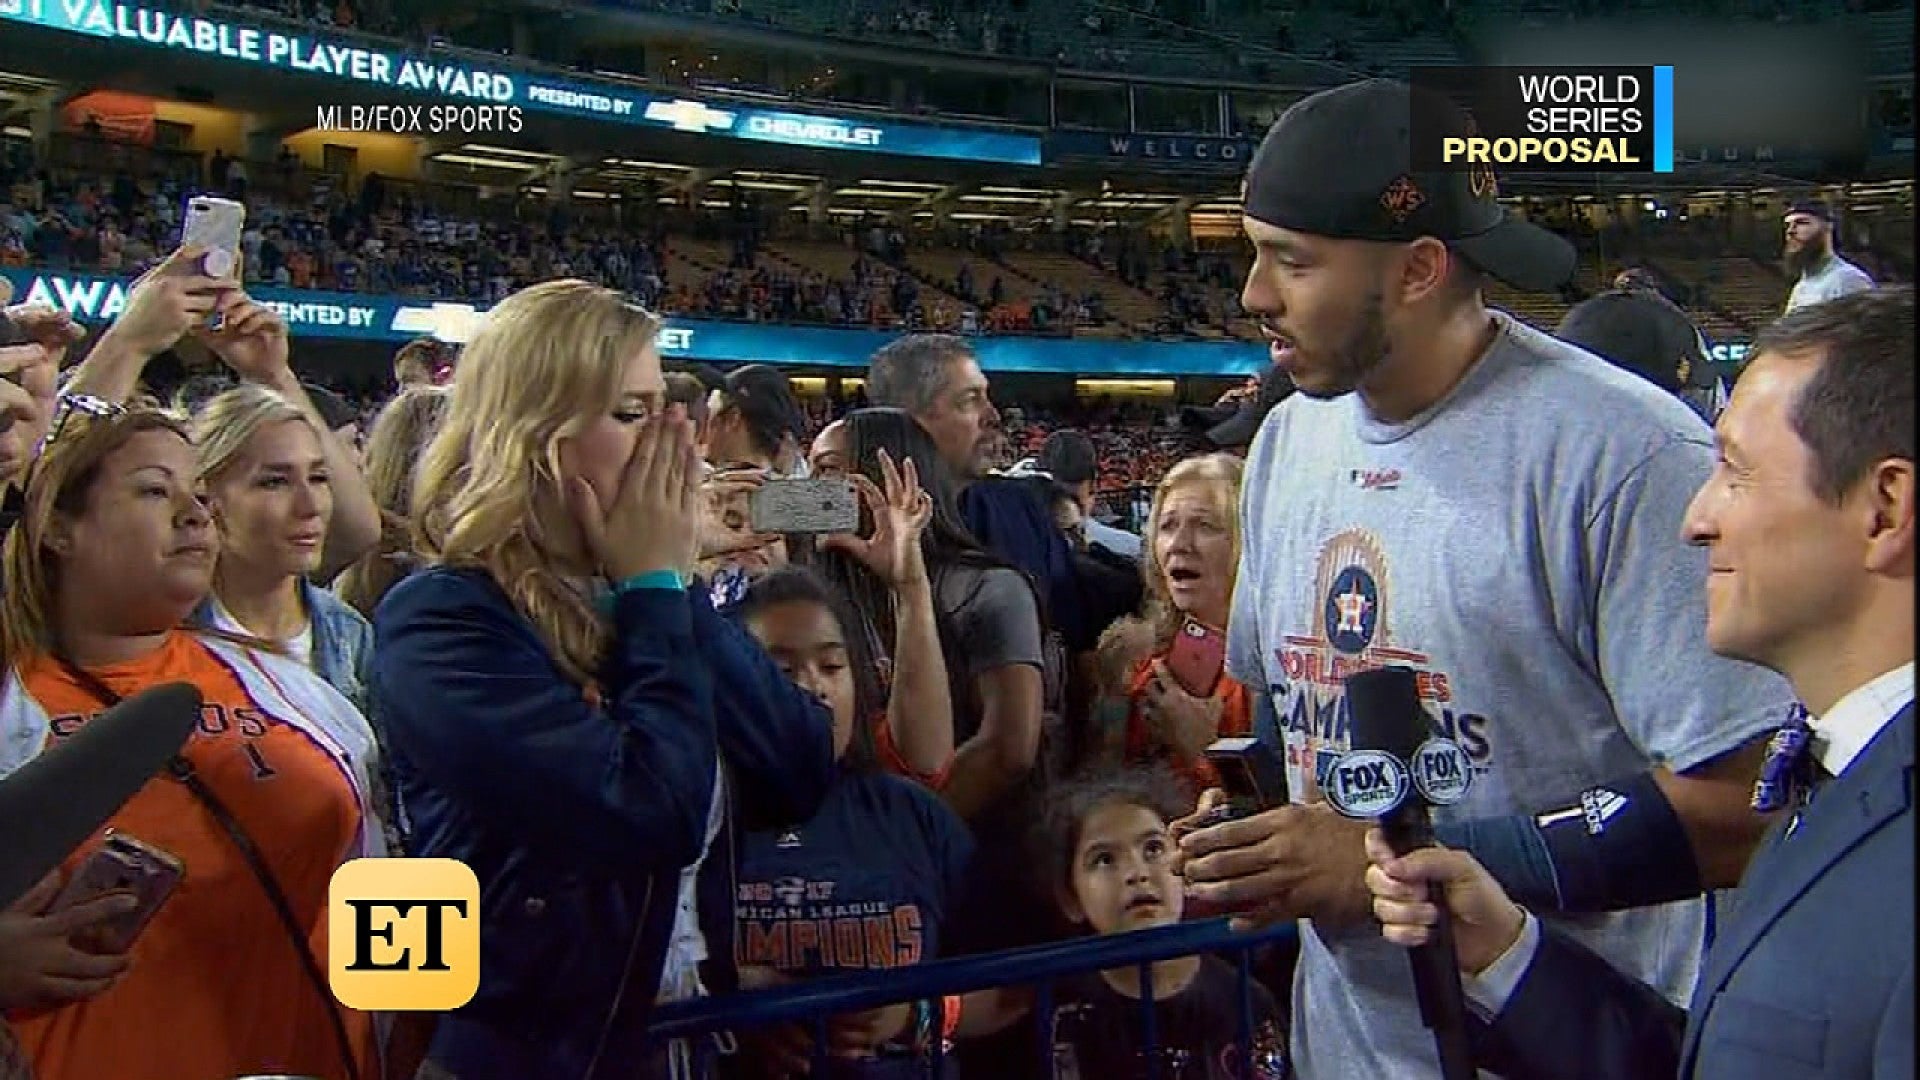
[{"left": 1364, "top": 286, "right": 1915, "bottom": 1080}]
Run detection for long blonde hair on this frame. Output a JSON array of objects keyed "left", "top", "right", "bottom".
[
  {"left": 411, "top": 279, "right": 662, "bottom": 686},
  {"left": 0, "top": 409, "right": 195, "bottom": 665},
  {"left": 192, "top": 382, "right": 316, "bottom": 482},
  {"left": 1134, "top": 452, "right": 1246, "bottom": 648},
  {"left": 337, "top": 385, "right": 449, "bottom": 617}
]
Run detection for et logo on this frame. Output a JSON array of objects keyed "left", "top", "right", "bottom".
[{"left": 328, "top": 858, "right": 480, "bottom": 1011}]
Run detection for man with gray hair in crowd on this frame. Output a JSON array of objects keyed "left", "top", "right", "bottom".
[{"left": 866, "top": 333, "right": 1086, "bottom": 641}]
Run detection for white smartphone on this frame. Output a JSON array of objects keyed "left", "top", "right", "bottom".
[
  {"left": 180, "top": 195, "right": 245, "bottom": 280},
  {"left": 750, "top": 478, "right": 860, "bottom": 534}
]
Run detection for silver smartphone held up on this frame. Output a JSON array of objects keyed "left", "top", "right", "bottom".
[
  {"left": 750, "top": 478, "right": 861, "bottom": 535},
  {"left": 181, "top": 195, "right": 246, "bottom": 280}
]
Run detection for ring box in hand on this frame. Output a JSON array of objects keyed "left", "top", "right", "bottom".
[{"left": 1204, "top": 736, "right": 1289, "bottom": 823}]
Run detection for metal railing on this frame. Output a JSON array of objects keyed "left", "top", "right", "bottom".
[
  {"left": 650, "top": 917, "right": 1296, "bottom": 1077},
  {"left": 1095, "top": 485, "right": 1155, "bottom": 534}
]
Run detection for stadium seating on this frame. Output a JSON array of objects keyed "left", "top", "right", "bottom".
[
  {"left": 1644, "top": 256, "right": 1789, "bottom": 335},
  {"left": 4, "top": 126, "right": 1909, "bottom": 350}
]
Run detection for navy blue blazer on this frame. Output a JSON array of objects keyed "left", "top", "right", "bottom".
[
  {"left": 372, "top": 568, "right": 836, "bottom": 1079},
  {"left": 1473, "top": 702, "right": 1915, "bottom": 1080}
]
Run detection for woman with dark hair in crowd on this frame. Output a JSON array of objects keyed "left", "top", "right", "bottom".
[
  {"left": 334, "top": 383, "right": 448, "bottom": 618},
  {"left": 58, "top": 244, "right": 382, "bottom": 586},
  {"left": 189, "top": 382, "right": 373, "bottom": 712},
  {"left": 371, "top": 279, "right": 834, "bottom": 1080},
  {"left": 0, "top": 400, "right": 384, "bottom": 1080},
  {"left": 809, "top": 407, "right": 1048, "bottom": 817}
]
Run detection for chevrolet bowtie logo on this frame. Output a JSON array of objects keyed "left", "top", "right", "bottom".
[
  {"left": 392, "top": 302, "right": 484, "bottom": 345},
  {"left": 644, "top": 99, "right": 737, "bottom": 134}
]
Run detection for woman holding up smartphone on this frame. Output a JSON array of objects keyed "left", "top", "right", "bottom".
[
  {"left": 0, "top": 402, "right": 385, "bottom": 1080},
  {"left": 373, "top": 280, "right": 834, "bottom": 1080},
  {"left": 1092, "top": 453, "right": 1251, "bottom": 798},
  {"left": 809, "top": 409, "right": 1045, "bottom": 815}
]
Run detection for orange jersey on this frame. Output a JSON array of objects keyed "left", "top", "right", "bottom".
[
  {"left": 1123, "top": 651, "right": 1253, "bottom": 797},
  {"left": 6, "top": 631, "right": 376, "bottom": 1080}
]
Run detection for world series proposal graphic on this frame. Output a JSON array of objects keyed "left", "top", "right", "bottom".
[{"left": 1413, "top": 66, "right": 1677, "bottom": 173}]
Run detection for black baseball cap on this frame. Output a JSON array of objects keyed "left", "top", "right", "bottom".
[
  {"left": 1785, "top": 200, "right": 1834, "bottom": 223},
  {"left": 1183, "top": 363, "right": 1296, "bottom": 450},
  {"left": 720, "top": 364, "right": 807, "bottom": 451},
  {"left": 302, "top": 382, "right": 360, "bottom": 432},
  {"left": 1037, "top": 430, "right": 1098, "bottom": 486},
  {"left": 1243, "top": 79, "right": 1576, "bottom": 293},
  {"left": 672, "top": 361, "right": 728, "bottom": 396},
  {"left": 1557, "top": 290, "right": 1707, "bottom": 395}
]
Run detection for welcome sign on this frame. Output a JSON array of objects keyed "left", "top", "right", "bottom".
[{"left": 0, "top": 0, "right": 1043, "bottom": 165}]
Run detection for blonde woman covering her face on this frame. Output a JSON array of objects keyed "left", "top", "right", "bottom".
[
  {"left": 369, "top": 280, "right": 835, "bottom": 1080},
  {"left": 0, "top": 405, "right": 384, "bottom": 1080}
]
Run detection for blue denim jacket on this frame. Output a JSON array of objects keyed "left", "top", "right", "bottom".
[{"left": 189, "top": 578, "right": 374, "bottom": 714}]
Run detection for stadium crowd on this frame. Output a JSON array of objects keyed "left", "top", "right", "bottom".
[
  {"left": 9, "top": 129, "right": 1916, "bottom": 352},
  {"left": 2, "top": 137, "right": 1166, "bottom": 338}
]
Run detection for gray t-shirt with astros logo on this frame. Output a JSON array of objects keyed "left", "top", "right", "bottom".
[{"left": 1226, "top": 312, "right": 1793, "bottom": 1080}]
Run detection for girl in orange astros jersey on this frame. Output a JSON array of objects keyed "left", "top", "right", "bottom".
[{"left": 0, "top": 400, "right": 386, "bottom": 1080}]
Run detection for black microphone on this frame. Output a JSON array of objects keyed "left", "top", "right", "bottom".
[
  {"left": 0, "top": 682, "right": 203, "bottom": 908},
  {"left": 1331, "top": 666, "right": 1477, "bottom": 1080}
]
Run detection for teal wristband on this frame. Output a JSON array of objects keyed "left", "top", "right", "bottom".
[{"left": 614, "top": 570, "right": 685, "bottom": 593}]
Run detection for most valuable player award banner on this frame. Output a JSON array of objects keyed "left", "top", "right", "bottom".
[
  {"left": 0, "top": 0, "right": 1043, "bottom": 165},
  {"left": 1412, "top": 66, "right": 1676, "bottom": 174}
]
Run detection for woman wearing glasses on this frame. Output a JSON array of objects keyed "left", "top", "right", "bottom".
[
  {"left": 373, "top": 280, "right": 835, "bottom": 1080},
  {"left": 0, "top": 398, "right": 385, "bottom": 1080}
]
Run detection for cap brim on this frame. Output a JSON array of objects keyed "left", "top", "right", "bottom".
[
  {"left": 1180, "top": 402, "right": 1231, "bottom": 429},
  {"left": 1205, "top": 400, "right": 1269, "bottom": 448},
  {"left": 1453, "top": 214, "right": 1577, "bottom": 293},
  {"left": 676, "top": 362, "right": 728, "bottom": 394}
]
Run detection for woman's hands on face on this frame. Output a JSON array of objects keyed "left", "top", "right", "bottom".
[{"left": 565, "top": 411, "right": 703, "bottom": 582}]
